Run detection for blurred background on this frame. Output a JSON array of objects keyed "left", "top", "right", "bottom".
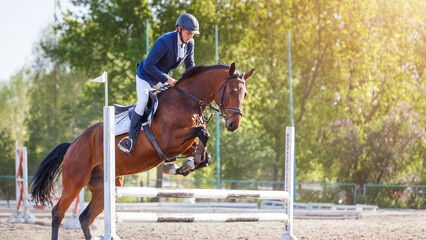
[{"left": 0, "top": 0, "right": 424, "bottom": 209}]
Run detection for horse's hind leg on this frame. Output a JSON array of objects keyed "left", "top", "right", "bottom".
[
  {"left": 79, "top": 166, "right": 104, "bottom": 240},
  {"left": 51, "top": 180, "right": 88, "bottom": 240},
  {"left": 79, "top": 167, "right": 125, "bottom": 240},
  {"left": 79, "top": 181, "right": 103, "bottom": 239}
]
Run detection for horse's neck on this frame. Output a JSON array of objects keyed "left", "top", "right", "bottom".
[{"left": 179, "top": 69, "right": 227, "bottom": 103}]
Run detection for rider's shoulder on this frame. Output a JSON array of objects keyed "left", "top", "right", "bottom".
[
  {"left": 152, "top": 32, "right": 176, "bottom": 50},
  {"left": 158, "top": 31, "right": 177, "bottom": 41},
  {"left": 187, "top": 38, "right": 194, "bottom": 47}
]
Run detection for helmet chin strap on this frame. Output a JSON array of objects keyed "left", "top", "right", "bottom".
[{"left": 178, "top": 28, "right": 188, "bottom": 47}]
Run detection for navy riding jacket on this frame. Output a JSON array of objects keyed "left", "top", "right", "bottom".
[{"left": 136, "top": 31, "right": 195, "bottom": 87}]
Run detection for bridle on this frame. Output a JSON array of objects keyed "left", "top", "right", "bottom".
[
  {"left": 214, "top": 74, "right": 245, "bottom": 121},
  {"left": 174, "top": 74, "right": 245, "bottom": 125}
]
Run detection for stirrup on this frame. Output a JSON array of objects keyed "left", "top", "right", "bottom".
[{"left": 118, "top": 136, "right": 133, "bottom": 155}]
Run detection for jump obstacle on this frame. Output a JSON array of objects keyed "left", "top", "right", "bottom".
[
  {"left": 101, "top": 106, "right": 298, "bottom": 240},
  {"left": 7, "top": 143, "right": 85, "bottom": 229}
]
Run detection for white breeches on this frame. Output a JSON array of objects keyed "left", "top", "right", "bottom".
[
  {"left": 135, "top": 75, "right": 165, "bottom": 115},
  {"left": 135, "top": 75, "right": 152, "bottom": 115}
]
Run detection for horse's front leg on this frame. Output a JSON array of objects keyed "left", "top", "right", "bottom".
[
  {"left": 162, "top": 157, "right": 195, "bottom": 176},
  {"left": 167, "top": 152, "right": 211, "bottom": 177},
  {"left": 177, "top": 125, "right": 211, "bottom": 176},
  {"left": 190, "top": 151, "right": 212, "bottom": 172},
  {"left": 163, "top": 126, "right": 211, "bottom": 176},
  {"left": 192, "top": 126, "right": 209, "bottom": 164}
]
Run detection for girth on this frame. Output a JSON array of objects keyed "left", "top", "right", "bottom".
[{"left": 143, "top": 124, "right": 177, "bottom": 163}]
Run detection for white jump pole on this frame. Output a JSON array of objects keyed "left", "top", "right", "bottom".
[
  {"left": 282, "top": 126, "right": 298, "bottom": 240},
  {"left": 117, "top": 212, "right": 288, "bottom": 223},
  {"left": 116, "top": 187, "right": 289, "bottom": 201},
  {"left": 102, "top": 70, "right": 119, "bottom": 240},
  {"left": 103, "top": 105, "right": 117, "bottom": 239}
]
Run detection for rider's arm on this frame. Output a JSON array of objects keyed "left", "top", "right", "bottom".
[
  {"left": 143, "top": 39, "right": 170, "bottom": 84},
  {"left": 184, "top": 39, "right": 195, "bottom": 70}
]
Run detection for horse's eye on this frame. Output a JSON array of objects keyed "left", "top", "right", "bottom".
[{"left": 229, "top": 90, "right": 234, "bottom": 95}]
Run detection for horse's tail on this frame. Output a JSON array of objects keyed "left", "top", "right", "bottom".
[{"left": 30, "top": 142, "right": 71, "bottom": 206}]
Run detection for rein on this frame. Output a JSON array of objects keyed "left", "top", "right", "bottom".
[{"left": 174, "top": 75, "right": 245, "bottom": 125}]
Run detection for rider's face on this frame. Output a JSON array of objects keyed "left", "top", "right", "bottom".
[{"left": 180, "top": 28, "right": 194, "bottom": 43}]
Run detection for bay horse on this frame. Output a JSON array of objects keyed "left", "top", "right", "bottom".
[{"left": 30, "top": 62, "right": 254, "bottom": 240}]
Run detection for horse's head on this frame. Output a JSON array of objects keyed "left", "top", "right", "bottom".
[{"left": 215, "top": 63, "right": 255, "bottom": 132}]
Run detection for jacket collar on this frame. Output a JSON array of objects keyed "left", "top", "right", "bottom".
[{"left": 177, "top": 31, "right": 184, "bottom": 48}]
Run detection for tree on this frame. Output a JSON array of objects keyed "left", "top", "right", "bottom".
[
  {"left": 0, "top": 70, "right": 30, "bottom": 202},
  {"left": 25, "top": 26, "right": 89, "bottom": 171}
]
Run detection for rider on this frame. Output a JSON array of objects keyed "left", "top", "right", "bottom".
[{"left": 118, "top": 13, "right": 200, "bottom": 156}]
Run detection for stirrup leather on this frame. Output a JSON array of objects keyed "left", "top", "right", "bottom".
[{"left": 118, "top": 136, "right": 133, "bottom": 153}]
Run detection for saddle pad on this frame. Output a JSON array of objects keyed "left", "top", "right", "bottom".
[{"left": 114, "top": 97, "right": 159, "bottom": 136}]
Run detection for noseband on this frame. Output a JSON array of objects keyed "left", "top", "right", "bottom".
[{"left": 174, "top": 74, "right": 245, "bottom": 124}]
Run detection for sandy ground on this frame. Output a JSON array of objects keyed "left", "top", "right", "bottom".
[{"left": 1, "top": 207, "right": 425, "bottom": 240}]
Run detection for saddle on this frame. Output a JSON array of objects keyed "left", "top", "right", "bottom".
[
  {"left": 113, "top": 92, "right": 158, "bottom": 136},
  {"left": 114, "top": 89, "right": 176, "bottom": 163}
]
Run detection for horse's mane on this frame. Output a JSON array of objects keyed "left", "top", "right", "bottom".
[{"left": 178, "top": 63, "right": 242, "bottom": 83}]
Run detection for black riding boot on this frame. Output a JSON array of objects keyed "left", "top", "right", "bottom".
[{"left": 118, "top": 111, "right": 143, "bottom": 156}]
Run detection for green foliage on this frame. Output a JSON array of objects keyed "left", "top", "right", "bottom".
[
  {"left": 363, "top": 186, "right": 425, "bottom": 209},
  {"left": 56, "top": 0, "right": 152, "bottom": 106},
  {"left": 296, "top": 184, "right": 356, "bottom": 205},
  {"left": 0, "top": 128, "right": 15, "bottom": 175},
  {"left": 0, "top": 68, "right": 30, "bottom": 193},
  {"left": 0, "top": 77, "right": 22, "bottom": 200},
  {"left": 0, "top": 68, "right": 30, "bottom": 145}
]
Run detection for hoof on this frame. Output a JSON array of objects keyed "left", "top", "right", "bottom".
[
  {"left": 180, "top": 158, "right": 195, "bottom": 172},
  {"left": 163, "top": 163, "right": 178, "bottom": 174}
]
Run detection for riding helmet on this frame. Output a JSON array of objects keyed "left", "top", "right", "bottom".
[{"left": 176, "top": 13, "right": 200, "bottom": 34}]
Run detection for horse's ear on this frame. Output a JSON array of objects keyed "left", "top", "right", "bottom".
[
  {"left": 229, "top": 62, "right": 236, "bottom": 76},
  {"left": 244, "top": 69, "right": 255, "bottom": 81}
]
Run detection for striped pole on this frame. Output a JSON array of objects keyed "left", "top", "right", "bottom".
[
  {"left": 27, "top": 219, "right": 55, "bottom": 226},
  {"left": 8, "top": 145, "right": 84, "bottom": 229},
  {"left": 116, "top": 187, "right": 289, "bottom": 201},
  {"left": 117, "top": 212, "right": 288, "bottom": 223}
]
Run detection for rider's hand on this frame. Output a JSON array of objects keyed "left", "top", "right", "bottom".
[{"left": 167, "top": 77, "right": 177, "bottom": 87}]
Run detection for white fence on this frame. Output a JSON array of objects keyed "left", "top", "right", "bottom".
[{"left": 102, "top": 106, "right": 298, "bottom": 240}]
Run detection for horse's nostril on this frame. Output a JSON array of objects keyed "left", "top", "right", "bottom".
[{"left": 229, "top": 122, "right": 237, "bottom": 130}]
